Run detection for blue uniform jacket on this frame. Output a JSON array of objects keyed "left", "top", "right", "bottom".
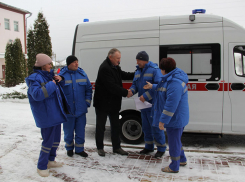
[
  {"left": 130, "top": 61, "right": 162, "bottom": 110},
  {"left": 26, "top": 69, "right": 70, "bottom": 128},
  {"left": 59, "top": 67, "right": 92, "bottom": 117},
  {"left": 144, "top": 68, "right": 189, "bottom": 128}
]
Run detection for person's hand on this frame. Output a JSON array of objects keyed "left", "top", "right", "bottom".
[
  {"left": 53, "top": 75, "right": 62, "bottom": 82},
  {"left": 127, "top": 89, "right": 133, "bottom": 98},
  {"left": 159, "top": 122, "right": 164, "bottom": 130},
  {"left": 143, "top": 81, "right": 153, "bottom": 89},
  {"left": 139, "top": 95, "right": 145, "bottom": 102}
]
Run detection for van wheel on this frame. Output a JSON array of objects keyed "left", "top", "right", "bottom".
[{"left": 120, "top": 115, "right": 144, "bottom": 144}]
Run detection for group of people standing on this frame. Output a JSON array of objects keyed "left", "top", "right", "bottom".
[{"left": 26, "top": 48, "right": 189, "bottom": 177}]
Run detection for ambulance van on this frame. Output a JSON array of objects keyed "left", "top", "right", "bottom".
[{"left": 72, "top": 10, "right": 245, "bottom": 144}]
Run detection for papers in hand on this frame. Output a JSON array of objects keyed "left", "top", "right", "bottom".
[{"left": 134, "top": 97, "right": 152, "bottom": 110}]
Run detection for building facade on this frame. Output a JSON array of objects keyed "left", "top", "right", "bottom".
[{"left": 0, "top": 2, "right": 31, "bottom": 79}]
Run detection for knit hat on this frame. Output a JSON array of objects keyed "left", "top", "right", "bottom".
[
  {"left": 34, "top": 53, "right": 52, "bottom": 67},
  {"left": 136, "top": 51, "right": 149, "bottom": 61},
  {"left": 66, "top": 55, "right": 78, "bottom": 66}
]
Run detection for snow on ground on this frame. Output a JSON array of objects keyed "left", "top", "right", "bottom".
[{"left": 1, "top": 84, "right": 245, "bottom": 181}]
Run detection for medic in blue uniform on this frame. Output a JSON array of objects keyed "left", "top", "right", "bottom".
[
  {"left": 59, "top": 55, "right": 92, "bottom": 158},
  {"left": 26, "top": 53, "right": 71, "bottom": 177},
  {"left": 129, "top": 51, "right": 166, "bottom": 158},
  {"left": 143, "top": 57, "right": 189, "bottom": 173}
]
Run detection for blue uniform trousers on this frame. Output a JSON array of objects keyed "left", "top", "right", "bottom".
[
  {"left": 63, "top": 114, "right": 86, "bottom": 153},
  {"left": 141, "top": 110, "right": 166, "bottom": 152},
  {"left": 38, "top": 124, "right": 61, "bottom": 170},
  {"left": 166, "top": 127, "right": 187, "bottom": 171}
]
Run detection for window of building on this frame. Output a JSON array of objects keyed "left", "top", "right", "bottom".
[
  {"left": 159, "top": 44, "right": 221, "bottom": 81},
  {"left": 4, "top": 18, "right": 10, "bottom": 30},
  {"left": 234, "top": 46, "right": 245, "bottom": 76},
  {"left": 14, "top": 21, "right": 19, "bottom": 31}
]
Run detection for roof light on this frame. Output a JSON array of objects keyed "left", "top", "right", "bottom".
[
  {"left": 83, "top": 19, "right": 89, "bottom": 22},
  {"left": 192, "top": 9, "right": 206, "bottom": 14}
]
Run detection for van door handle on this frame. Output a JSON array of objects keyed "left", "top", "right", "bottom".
[
  {"left": 205, "top": 83, "right": 219, "bottom": 90},
  {"left": 231, "top": 83, "right": 245, "bottom": 90}
]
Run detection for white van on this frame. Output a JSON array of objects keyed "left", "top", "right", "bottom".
[{"left": 72, "top": 11, "right": 245, "bottom": 144}]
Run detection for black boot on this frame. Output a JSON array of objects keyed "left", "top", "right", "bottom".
[
  {"left": 154, "top": 151, "right": 165, "bottom": 158},
  {"left": 140, "top": 148, "right": 154, "bottom": 154},
  {"left": 67, "top": 150, "right": 74, "bottom": 157},
  {"left": 75, "top": 151, "right": 88, "bottom": 157}
]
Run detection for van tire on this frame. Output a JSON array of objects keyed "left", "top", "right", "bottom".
[{"left": 120, "top": 115, "right": 144, "bottom": 144}]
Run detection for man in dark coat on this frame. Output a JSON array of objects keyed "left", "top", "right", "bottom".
[{"left": 93, "top": 48, "right": 134, "bottom": 156}]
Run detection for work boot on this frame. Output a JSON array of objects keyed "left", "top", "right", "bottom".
[
  {"left": 180, "top": 161, "right": 187, "bottom": 166},
  {"left": 97, "top": 149, "right": 105, "bottom": 157},
  {"left": 75, "top": 151, "right": 88, "bottom": 157},
  {"left": 113, "top": 148, "right": 128, "bottom": 156},
  {"left": 154, "top": 151, "right": 165, "bottom": 158},
  {"left": 161, "top": 166, "right": 179, "bottom": 173},
  {"left": 140, "top": 148, "right": 154, "bottom": 154},
  {"left": 47, "top": 161, "right": 64, "bottom": 168},
  {"left": 37, "top": 168, "right": 49, "bottom": 177},
  {"left": 67, "top": 150, "right": 74, "bottom": 157}
]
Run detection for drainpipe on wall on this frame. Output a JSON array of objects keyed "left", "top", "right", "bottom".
[{"left": 25, "top": 12, "right": 32, "bottom": 57}]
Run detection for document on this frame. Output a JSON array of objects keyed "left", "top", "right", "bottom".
[{"left": 134, "top": 97, "right": 152, "bottom": 110}]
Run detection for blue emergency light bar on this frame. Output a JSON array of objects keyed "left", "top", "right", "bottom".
[
  {"left": 83, "top": 19, "right": 89, "bottom": 22},
  {"left": 192, "top": 9, "right": 206, "bottom": 14}
]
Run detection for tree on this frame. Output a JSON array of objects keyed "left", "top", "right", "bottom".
[
  {"left": 5, "top": 43, "right": 14, "bottom": 87},
  {"left": 5, "top": 39, "right": 26, "bottom": 87},
  {"left": 34, "top": 12, "right": 52, "bottom": 56},
  {"left": 27, "top": 12, "right": 52, "bottom": 75},
  {"left": 27, "top": 28, "right": 36, "bottom": 75},
  {"left": 13, "top": 39, "right": 26, "bottom": 82}
]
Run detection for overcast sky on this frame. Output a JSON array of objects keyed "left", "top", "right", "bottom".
[{"left": 2, "top": 0, "right": 245, "bottom": 61}]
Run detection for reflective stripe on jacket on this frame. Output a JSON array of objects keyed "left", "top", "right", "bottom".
[
  {"left": 26, "top": 69, "right": 70, "bottom": 128},
  {"left": 59, "top": 67, "right": 92, "bottom": 117},
  {"left": 143, "top": 68, "right": 189, "bottom": 128},
  {"left": 130, "top": 61, "right": 162, "bottom": 109}
]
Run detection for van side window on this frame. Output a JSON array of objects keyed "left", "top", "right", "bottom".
[
  {"left": 234, "top": 46, "right": 245, "bottom": 76},
  {"left": 160, "top": 44, "right": 221, "bottom": 81}
]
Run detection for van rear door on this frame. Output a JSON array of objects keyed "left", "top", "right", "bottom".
[{"left": 228, "top": 44, "right": 245, "bottom": 132}]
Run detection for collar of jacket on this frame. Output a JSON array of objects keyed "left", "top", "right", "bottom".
[
  {"left": 136, "top": 61, "right": 154, "bottom": 71},
  {"left": 34, "top": 69, "right": 54, "bottom": 81},
  {"left": 106, "top": 57, "right": 120, "bottom": 70},
  {"left": 162, "top": 68, "right": 178, "bottom": 82},
  {"left": 60, "top": 66, "right": 85, "bottom": 76}
]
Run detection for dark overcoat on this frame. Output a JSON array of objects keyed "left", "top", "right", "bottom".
[{"left": 93, "top": 57, "right": 134, "bottom": 112}]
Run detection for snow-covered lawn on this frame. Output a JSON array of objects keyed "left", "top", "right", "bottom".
[{"left": 0, "top": 83, "right": 27, "bottom": 96}]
